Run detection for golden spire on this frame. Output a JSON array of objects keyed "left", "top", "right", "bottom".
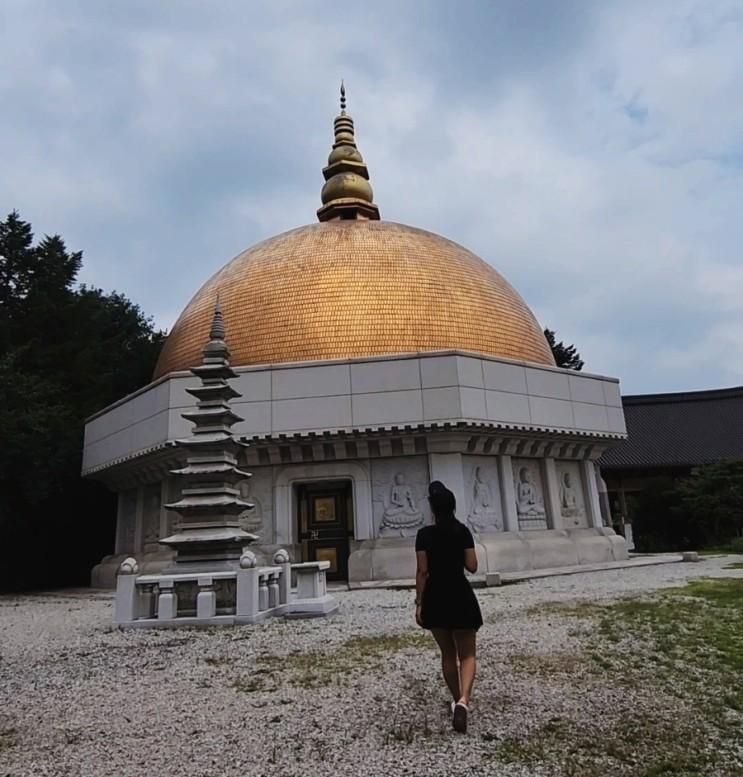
[{"left": 317, "top": 82, "right": 380, "bottom": 222}]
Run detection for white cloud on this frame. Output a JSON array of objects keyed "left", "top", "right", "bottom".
[{"left": 0, "top": 0, "right": 741, "bottom": 393}]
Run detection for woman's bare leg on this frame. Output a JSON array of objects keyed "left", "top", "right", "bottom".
[
  {"left": 431, "top": 628, "right": 460, "bottom": 701},
  {"left": 453, "top": 629, "right": 477, "bottom": 706}
]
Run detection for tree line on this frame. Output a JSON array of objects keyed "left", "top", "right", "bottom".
[{"left": 0, "top": 212, "right": 164, "bottom": 591}]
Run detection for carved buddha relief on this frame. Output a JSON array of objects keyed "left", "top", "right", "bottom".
[
  {"left": 238, "top": 478, "right": 263, "bottom": 538},
  {"left": 380, "top": 472, "right": 424, "bottom": 536},
  {"left": 465, "top": 460, "right": 503, "bottom": 533},
  {"left": 556, "top": 461, "right": 588, "bottom": 528},
  {"left": 371, "top": 457, "right": 430, "bottom": 538},
  {"left": 512, "top": 459, "right": 548, "bottom": 530}
]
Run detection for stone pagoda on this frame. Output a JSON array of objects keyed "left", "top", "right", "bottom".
[{"left": 160, "top": 301, "right": 256, "bottom": 569}]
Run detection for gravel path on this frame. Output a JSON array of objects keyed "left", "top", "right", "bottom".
[{"left": 2, "top": 556, "right": 742, "bottom": 777}]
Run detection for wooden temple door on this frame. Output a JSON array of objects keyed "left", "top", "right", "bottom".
[{"left": 296, "top": 481, "right": 353, "bottom": 582}]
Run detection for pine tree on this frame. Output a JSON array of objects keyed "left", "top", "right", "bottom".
[
  {"left": 544, "top": 328, "right": 584, "bottom": 371},
  {"left": 0, "top": 211, "right": 165, "bottom": 591}
]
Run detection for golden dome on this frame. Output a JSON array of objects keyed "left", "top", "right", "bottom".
[{"left": 153, "top": 220, "right": 555, "bottom": 378}]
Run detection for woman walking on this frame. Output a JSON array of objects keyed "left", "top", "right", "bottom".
[{"left": 415, "top": 481, "right": 483, "bottom": 733}]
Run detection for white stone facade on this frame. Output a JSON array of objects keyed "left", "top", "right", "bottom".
[{"left": 85, "top": 351, "right": 628, "bottom": 587}]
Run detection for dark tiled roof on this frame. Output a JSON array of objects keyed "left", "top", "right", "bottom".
[{"left": 600, "top": 386, "right": 743, "bottom": 470}]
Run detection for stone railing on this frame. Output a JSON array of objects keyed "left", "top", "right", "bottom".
[{"left": 114, "top": 550, "right": 337, "bottom": 628}]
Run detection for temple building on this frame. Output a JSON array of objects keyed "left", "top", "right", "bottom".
[
  {"left": 83, "top": 87, "right": 628, "bottom": 587},
  {"left": 600, "top": 385, "right": 743, "bottom": 539}
]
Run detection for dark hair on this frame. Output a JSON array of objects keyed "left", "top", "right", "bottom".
[{"left": 428, "top": 481, "right": 457, "bottom": 528}]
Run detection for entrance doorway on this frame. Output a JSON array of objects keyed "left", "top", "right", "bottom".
[{"left": 296, "top": 480, "right": 353, "bottom": 582}]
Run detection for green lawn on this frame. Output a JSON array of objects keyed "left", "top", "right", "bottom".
[{"left": 499, "top": 578, "right": 743, "bottom": 776}]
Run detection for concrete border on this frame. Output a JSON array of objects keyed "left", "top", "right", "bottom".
[{"left": 347, "top": 553, "right": 683, "bottom": 590}]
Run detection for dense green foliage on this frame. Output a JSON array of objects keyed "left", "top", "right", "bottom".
[
  {"left": 631, "top": 460, "right": 743, "bottom": 552},
  {"left": 674, "top": 459, "right": 743, "bottom": 547},
  {"left": 543, "top": 328, "right": 584, "bottom": 370},
  {"left": 0, "top": 212, "right": 164, "bottom": 591}
]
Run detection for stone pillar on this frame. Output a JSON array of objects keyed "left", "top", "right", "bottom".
[
  {"left": 139, "top": 583, "right": 157, "bottom": 620},
  {"left": 133, "top": 487, "right": 144, "bottom": 555},
  {"left": 196, "top": 577, "right": 217, "bottom": 619},
  {"left": 595, "top": 466, "right": 612, "bottom": 528},
  {"left": 115, "top": 490, "right": 138, "bottom": 556},
  {"left": 114, "top": 492, "right": 126, "bottom": 555},
  {"left": 428, "top": 452, "right": 466, "bottom": 520},
  {"left": 143, "top": 482, "right": 164, "bottom": 555},
  {"left": 498, "top": 455, "right": 519, "bottom": 533},
  {"left": 258, "top": 574, "right": 269, "bottom": 611},
  {"left": 236, "top": 567, "right": 259, "bottom": 619},
  {"left": 581, "top": 460, "right": 604, "bottom": 529},
  {"left": 273, "top": 550, "right": 292, "bottom": 605},
  {"left": 268, "top": 572, "right": 280, "bottom": 609},
  {"left": 157, "top": 580, "right": 178, "bottom": 620},
  {"left": 273, "top": 483, "right": 292, "bottom": 546},
  {"left": 159, "top": 479, "right": 171, "bottom": 545},
  {"left": 543, "top": 459, "right": 564, "bottom": 530},
  {"left": 114, "top": 558, "right": 139, "bottom": 625},
  {"left": 618, "top": 488, "right": 628, "bottom": 527}
]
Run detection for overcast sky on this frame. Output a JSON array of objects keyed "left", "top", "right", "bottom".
[{"left": 2, "top": 1, "right": 742, "bottom": 394}]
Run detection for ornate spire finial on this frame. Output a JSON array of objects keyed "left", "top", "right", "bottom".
[
  {"left": 317, "top": 83, "right": 380, "bottom": 222},
  {"left": 209, "top": 296, "right": 226, "bottom": 342}
]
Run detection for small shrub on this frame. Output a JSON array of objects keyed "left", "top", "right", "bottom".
[{"left": 727, "top": 536, "right": 743, "bottom": 553}]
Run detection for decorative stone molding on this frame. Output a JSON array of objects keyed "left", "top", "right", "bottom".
[
  {"left": 239, "top": 550, "right": 257, "bottom": 569},
  {"left": 273, "top": 549, "right": 290, "bottom": 564},
  {"left": 119, "top": 557, "right": 139, "bottom": 575}
]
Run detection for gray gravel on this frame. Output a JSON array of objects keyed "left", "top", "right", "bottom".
[{"left": 2, "top": 556, "right": 742, "bottom": 777}]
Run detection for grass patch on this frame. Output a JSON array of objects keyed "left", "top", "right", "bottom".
[
  {"left": 484, "top": 710, "right": 714, "bottom": 777},
  {"left": 506, "top": 650, "right": 585, "bottom": 677},
  {"left": 698, "top": 545, "right": 743, "bottom": 555},
  {"left": 232, "top": 676, "right": 268, "bottom": 693},
  {"left": 0, "top": 726, "right": 17, "bottom": 752},
  {"left": 524, "top": 599, "right": 602, "bottom": 619},
  {"left": 487, "top": 578, "right": 743, "bottom": 776},
  {"left": 342, "top": 631, "right": 430, "bottom": 656},
  {"left": 203, "top": 656, "right": 230, "bottom": 667},
  {"left": 0, "top": 726, "right": 18, "bottom": 753},
  {"left": 233, "top": 630, "right": 433, "bottom": 692}
]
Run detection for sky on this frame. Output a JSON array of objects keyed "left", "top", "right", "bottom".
[{"left": 1, "top": 0, "right": 742, "bottom": 394}]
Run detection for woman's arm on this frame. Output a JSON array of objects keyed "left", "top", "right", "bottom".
[
  {"left": 415, "top": 550, "right": 428, "bottom": 625},
  {"left": 463, "top": 548, "right": 478, "bottom": 574}
]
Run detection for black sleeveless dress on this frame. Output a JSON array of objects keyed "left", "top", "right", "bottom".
[{"left": 415, "top": 522, "right": 483, "bottom": 631}]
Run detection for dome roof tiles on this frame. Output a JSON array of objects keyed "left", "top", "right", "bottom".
[{"left": 154, "top": 220, "right": 554, "bottom": 379}]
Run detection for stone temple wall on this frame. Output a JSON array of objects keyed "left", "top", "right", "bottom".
[
  {"left": 83, "top": 352, "right": 626, "bottom": 478},
  {"left": 87, "top": 350, "right": 627, "bottom": 586},
  {"left": 94, "top": 443, "right": 625, "bottom": 587}
]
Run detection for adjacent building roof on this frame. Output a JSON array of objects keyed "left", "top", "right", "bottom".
[{"left": 600, "top": 386, "right": 743, "bottom": 470}]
